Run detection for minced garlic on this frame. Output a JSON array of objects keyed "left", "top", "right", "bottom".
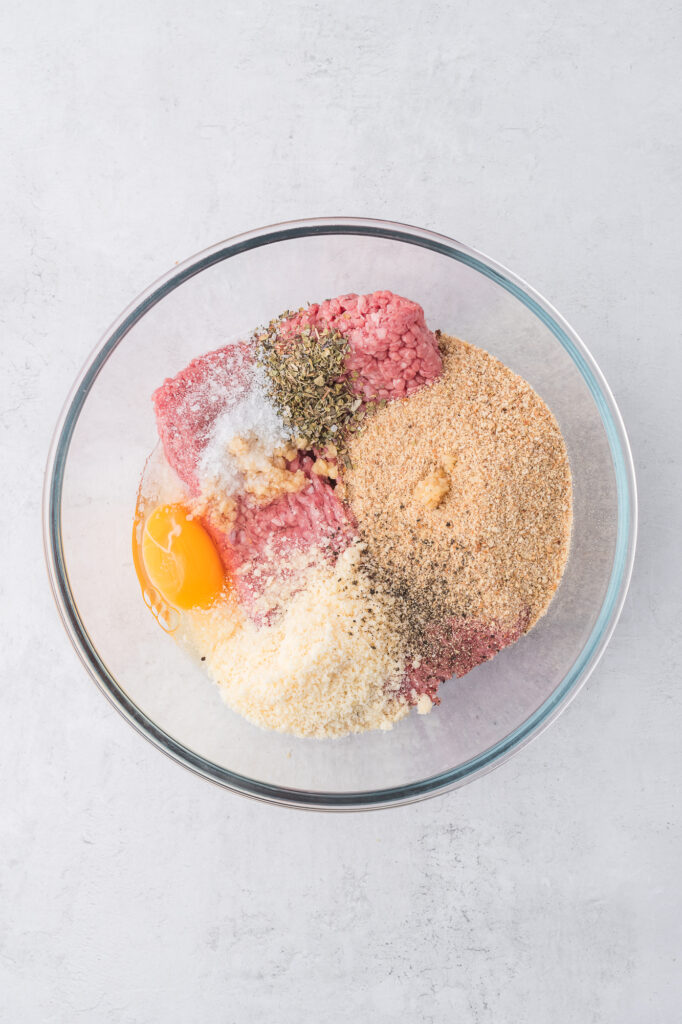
[
  {"left": 413, "top": 465, "right": 451, "bottom": 509},
  {"left": 228, "top": 435, "right": 306, "bottom": 504},
  {"left": 311, "top": 457, "right": 338, "bottom": 480},
  {"left": 192, "top": 491, "right": 238, "bottom": 530}
]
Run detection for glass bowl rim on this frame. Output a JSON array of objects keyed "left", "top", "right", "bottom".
[{"left": 43, "top": 216, "right": 638, "bottom": 811}]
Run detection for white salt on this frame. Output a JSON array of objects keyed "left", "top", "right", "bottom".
[{"left": 198, "top": 363, "right": 290, "bottom": 494}]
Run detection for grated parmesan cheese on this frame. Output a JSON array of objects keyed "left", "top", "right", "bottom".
[
  {"left": 180, "top": 542, "right": 409, "bottom": 738},
  {"left": 416, "top": 693, "right": 433, "bottom": 715}
]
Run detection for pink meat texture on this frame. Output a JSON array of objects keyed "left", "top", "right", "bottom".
[
  {"left": 401, "top": 612, "right": 530, "bottom": 705},
  {"left": 205, "top": 454, "right": 356, "bottom": 622},
  {"left": 152, "top": 341, "right": 254, "bottom": 495},
  {"left": 280, "top": 290, "right": 442, "bottom": 400}
]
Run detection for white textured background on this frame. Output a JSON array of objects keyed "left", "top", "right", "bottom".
[{"left": 2, "top": 1, "right": 681, "bottom": 1021}]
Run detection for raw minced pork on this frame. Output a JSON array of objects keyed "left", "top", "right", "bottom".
[{"left": 280, "top": 290, "right": 442, "bottom": 400}]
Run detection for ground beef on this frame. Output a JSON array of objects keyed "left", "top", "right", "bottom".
[
  {"left": 401, "top": 612, "right": 530, "bottom": 704},
  {"left": 152, "top": 342, "right": 254, "bottom": 493},
  {"left": 280, "top": 290, "right": 442, "bottom": 401},
  {"left": 204, "top": 454, "right": 357, "bottom": 621}
]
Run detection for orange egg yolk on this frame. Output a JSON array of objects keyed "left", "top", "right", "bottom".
[{"left": 140, "top": 504, "right": 225, "bottom": 611}]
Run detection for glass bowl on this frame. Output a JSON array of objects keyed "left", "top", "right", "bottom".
[{"left": 43, "top": 218, "right": 637, "bottom": 810}]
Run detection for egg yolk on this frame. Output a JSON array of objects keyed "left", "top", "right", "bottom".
[{"left": 140, "top": 504, "right": 225, "bottom": 611}]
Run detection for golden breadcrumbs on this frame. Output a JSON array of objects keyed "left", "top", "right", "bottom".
[{"left": 345, "top": 334, "right": 572, "bottom": 632}]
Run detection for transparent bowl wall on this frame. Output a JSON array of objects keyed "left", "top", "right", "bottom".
[{"left": 45, "top": 220, "right": 636, "bottom": 809}]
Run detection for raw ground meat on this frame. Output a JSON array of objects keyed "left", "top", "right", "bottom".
[
  {"left": 401, "top": 611, "right": 531, "bottom": 704},
  {"left": 280, "top": 290, "right": 442, "bottom": 401},
  {"left": 152, "top": 341, "right": 254, "bottom": 494},
  {"left": 204, "top": 454, "right": 357, "bottom": 621}
]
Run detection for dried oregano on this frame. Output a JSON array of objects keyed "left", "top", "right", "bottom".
[{"left": 254, "top": 312, "right": 373, "bottom": 460}]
